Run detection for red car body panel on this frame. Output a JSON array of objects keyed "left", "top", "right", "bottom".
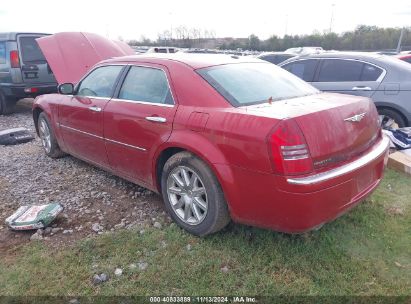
[
  {"left": 59, "top": 95, "right": 110, "bottom": 166},
  {"left": 397, "top": 54, "right": 411, "bottom": 64},
  {"left": 36, "top": 32, "right": 134, "bottom": 84},
  {"left": 33, "top": 37, "right": 389, "bottom": 233}
]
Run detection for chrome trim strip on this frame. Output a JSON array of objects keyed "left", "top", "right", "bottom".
[
  {"left": 79, "top": 96, "right": 110, "bottom": 100},
  {"left": 287, "top": 136, "right": 389, "bottom": 185},
  {"left": 281, "top": 144, "right": 306, "bottom": 150},
  {"left": 282, "top": 150, "right": 308, "bottom": 156},
  {"left": 60, "top": 124, "right": 103, "bottom": 139},
  {"left": 105, "top": 138, "right": 146, "bottom": 151},
  {"left": 60, "top": 124, "right": 147, "bottom": 152},
  {"left": 284, "top": 155, "right": 309, "bottom": 160},
  {"left": 110, "top": 98, "right": 174, "bottom": 107}
]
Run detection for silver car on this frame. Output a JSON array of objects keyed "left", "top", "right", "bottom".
[{"left": 279, "top": 52, "right": 411, "bottom": 127}]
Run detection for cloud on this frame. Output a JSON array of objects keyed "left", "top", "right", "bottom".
[{"left": 0, "top": 0, "right": 410, "bottom": 39}]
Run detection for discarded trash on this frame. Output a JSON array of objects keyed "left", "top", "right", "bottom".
[
  {"left": 397, "top": 127, "right": 411, "bottom": 139},
  {"left": 0, "top": 127, "right": 34, "bottom": 146},
  {"left": 5, "top": 203, "right": 64, "bottom": 230},
  {"left": 383, "top": 128, "right": 411, "bottom": 150},
  {"left": 387, "top": 150, "right": 411, "bottom": 176}
]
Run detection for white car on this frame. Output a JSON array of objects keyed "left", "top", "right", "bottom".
[{"left": 146, "top": 47, "right": 178, "bottom": 54}]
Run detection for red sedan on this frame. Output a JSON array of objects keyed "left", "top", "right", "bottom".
[
  {"left": 396, "top": 53, "right": 411, "bottom": 64},
  {"left": 33, "top": 33, "right": 389, "bottom": 236}
]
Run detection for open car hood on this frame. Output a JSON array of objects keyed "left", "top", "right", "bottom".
[{"left": 36, "top": 32, "right": 134, "bottom": 84}]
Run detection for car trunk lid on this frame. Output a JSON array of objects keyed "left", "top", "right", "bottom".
[
  {"left": 245, "top": 93, "right": 380, "bottom": 171},
  {"left": 36, "top": 32, "right": 134, "bottom": 84}
]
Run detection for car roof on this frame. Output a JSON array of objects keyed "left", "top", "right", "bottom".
[
  {"left": 258, "top": 52, "right": 296, "bottom": 56},
  {"left": 0, "top": 32, "right": 51, "bottom": 41},
  {"left": 294, "top": 51, "right": 385, "bottom": 60},
  {"left": 397, "top": 53, "right": 411, "bottom": 59},
  {"left": 101, "top": 53, "right": 263, "bottom": 69},
  {"left": 280, "top": 50, "right": 411, "bottom": 73}
]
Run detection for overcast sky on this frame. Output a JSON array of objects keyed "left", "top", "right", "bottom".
[{"left": 0, "top": 0, "right": 410, "bottom": 40}]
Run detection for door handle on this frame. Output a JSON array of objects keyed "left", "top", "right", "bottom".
[
  {"left": 145, "top": 116, "right": 167, "bottom": 123},
  {"left": 89, "top": 106, "right": 102, "bottom": 112},
  {"left": 352, "top": 86, "right": 371, "bottom": 91}
]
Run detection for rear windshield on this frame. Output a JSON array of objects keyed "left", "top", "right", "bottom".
[
  {"left": 197, "top": 63, "right": 319, "bottom": 106},
  {"left": 0, "top": 42, "right": 5, "bottom": 64},
  {"left": 19, "top": 36, "right": 47, "bottom": 63}
]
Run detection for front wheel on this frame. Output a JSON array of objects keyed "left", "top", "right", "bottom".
[
  {"left": 38, "top": 112, "right": 65, "bottom": 158},
  {"left": 161, "top": 151, "right": 230, "bottom": 236}
]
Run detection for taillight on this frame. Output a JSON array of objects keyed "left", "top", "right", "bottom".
[
  {"left": 267, "top": 119, "right": 313, "bottom": 175},
  {"left": 24, "top": 87, "right": 38, "bottom": 93},
  {"left": 10, "top": 50, "right": 20, "bottom": 68}
]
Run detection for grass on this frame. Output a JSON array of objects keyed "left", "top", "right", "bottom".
[{"left": 0, "top": 169, "right": 410, "bottom": 298}]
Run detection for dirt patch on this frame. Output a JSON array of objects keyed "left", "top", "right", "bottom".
[{"left": 0, "top": 99, "right": 171, "bottom": 254}]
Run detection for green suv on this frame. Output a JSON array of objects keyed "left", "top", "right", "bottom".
[{"left": 0, "top": 32, "right": 57, "bottom": 114}]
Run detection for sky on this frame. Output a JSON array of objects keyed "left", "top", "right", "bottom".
[{"left": 0, "top": 0, "right": 410, "bottom": 41}]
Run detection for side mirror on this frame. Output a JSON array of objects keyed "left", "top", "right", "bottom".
[{"left": 58, "top": 83, "right": 74, "bottom": 95}]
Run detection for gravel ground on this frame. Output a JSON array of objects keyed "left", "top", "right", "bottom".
[{"left": 0, "top": 99, "right": 170, "bottom": 252}]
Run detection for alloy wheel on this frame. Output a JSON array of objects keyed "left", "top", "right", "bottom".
[
  {"left": 39, "top": 118, "right": 52, "bottom": 153},
  {"left": 166, "top": 166, "right": 208, "bottom": 225}
]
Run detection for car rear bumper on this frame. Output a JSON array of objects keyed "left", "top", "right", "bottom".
[
  {"left": 216, "top": 136, "right": 390, "bottom": 233},
  {"left": 0, "top": 83, "right": 57, "bottom": 99},
  {"left": 287, "top": 136, "right": 390, "bottom": 186}
]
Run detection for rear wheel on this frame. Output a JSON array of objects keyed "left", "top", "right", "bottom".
[
  {"left": 378, "top": 108, "right": 407, "bottom": 128},
  {"left": 161, "top": 151, "right": 230, "bottom": 236},
  {"left": 0, "top": 92, "right": 16, "bottom": 115},
  {"left": 38, "top": 112, "right": 65, "bottom": 158}
]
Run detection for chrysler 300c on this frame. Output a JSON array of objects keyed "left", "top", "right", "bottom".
[{"left": 32, "top": 35, "right": 389, "bottom": 236}]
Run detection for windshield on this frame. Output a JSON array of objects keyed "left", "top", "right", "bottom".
[{"left": 197, "top": 63, "right": 319, "bottom": 106}]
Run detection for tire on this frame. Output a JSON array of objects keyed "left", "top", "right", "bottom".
[
  {"left": 0, "top": 92, "right": 16, "bottom": 115},
  {"left": 378, "top": 108, "right": 407, "bottom": 128},
  {"left": 161, "top": 151, "right": 230, "bottom": 236},
  {"left": 38, "top": 112, "right": 65, "bottom": 158}
]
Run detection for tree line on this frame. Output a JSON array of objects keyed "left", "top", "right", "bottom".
[{"left": 128, "top": 25, "right": 411, "bottom": 52}]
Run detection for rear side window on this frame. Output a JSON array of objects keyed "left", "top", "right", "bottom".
[
  {"left": 282, "top": 59, "right": 318, "bottom": 81},
  {"left": 0, "top": 42, "right": 5, "bottom": 64},
  {"left": 318, "top": 59, "right": 363, "bottom": 82},
  {"left": 361, "top": 64, "right": 383, "bottom": 81},
  {"left": 198, "top": 63, "right": 318, "bottom": 106},
  {"left": 19, "top": 36, "right": 46, "bottom": 63},
  {"left": 260, "top": 54, "right": 294, "bottom": 65},
  {"left": 77, "top": 65, "right": 123, "bottom": 98},
  {"left": 118, "top": 66, "right": 173, "bottom": 104}
]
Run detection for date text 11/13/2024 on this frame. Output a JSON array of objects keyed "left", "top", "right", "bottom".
[{"left": 149, "top": 296, "right": 257, "bottom": 303}]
